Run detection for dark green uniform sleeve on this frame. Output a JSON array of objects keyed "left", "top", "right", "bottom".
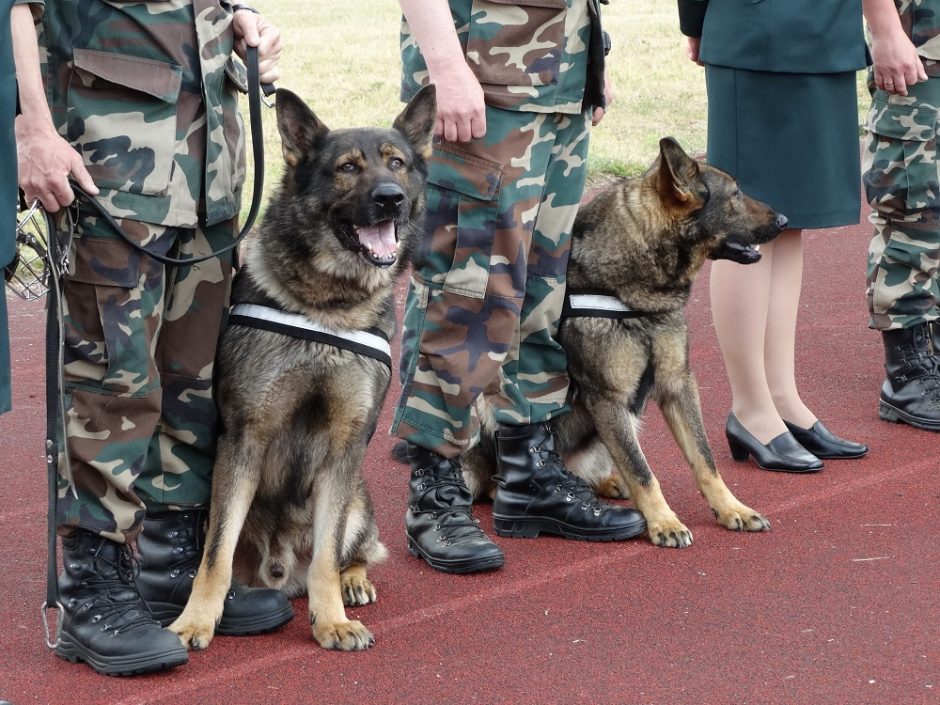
[{"left": 677, "top": 0, "right": 707, "bottom": 37}]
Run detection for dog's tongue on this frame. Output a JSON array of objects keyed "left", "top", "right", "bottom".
[{"left": 358, "top": 221, "right": 397, "bottom": 258}]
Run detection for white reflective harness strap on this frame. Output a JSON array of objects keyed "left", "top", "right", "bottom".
[
  {"left": 228, "top": 303, "right": 393, "bottom": 369},
  {"left": 561, "top": 291, "right": 645, "bottom": 320}
]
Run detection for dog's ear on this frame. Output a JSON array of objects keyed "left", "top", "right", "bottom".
[
  {"left": 275, "top": 88, "right": 329, "bottom": 168},
  {"left": 393, "top": 85, "right": 436, "bottom": 160},
  {"left": 656, "top": 137, "right": 705, "bottom": 209}
]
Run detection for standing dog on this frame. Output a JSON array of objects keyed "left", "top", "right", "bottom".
[
  {"left": 169, "top": 86, "right": 435, "bottom": 651},
  {"left": 462, "top": 137, "right": 787, "bottom": 547}
]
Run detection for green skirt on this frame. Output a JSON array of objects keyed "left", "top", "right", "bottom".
[{"left": 705, "top": 66, "right": 861, "bottom": 230}]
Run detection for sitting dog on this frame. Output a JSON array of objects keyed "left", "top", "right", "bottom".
[
  {"left": 460, "top": 137, "right": 787, "bottom": 547},
  {"left": 170, "top": 85, "right": 435, "bottom": 651}
]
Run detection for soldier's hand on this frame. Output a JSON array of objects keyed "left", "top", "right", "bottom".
[
  {"left": 15, "top": 116, "right": 98, "bottom": 212},
  {"left": 233, "top": 9, "right": 283, "bottom": 85},
  {"left": 431, "top": 61, "right": 486, "bottom": 143},
  {"left": 869, "top": 17, "right": 927, "bottom": 95},
  {"left": 685, "top": 36, "right": 703, "bottom": 67}
]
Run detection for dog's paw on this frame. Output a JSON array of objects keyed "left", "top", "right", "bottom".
[
  {"left": 168, "top": 613, "right": 218, "bottom": 651},
  {"left": 643, "top": 507, "right": 692, "bottom": 548},
  {"left": 595, "top": 473, "right": 631, "bottom": 500},
  {"left": 341, "top": 571, "right": 377, "bottom": 607},
  {"left": 647, "top": 516, "right": 693, "bottom": 548},
  {"left": 312, "top": 619, "right": 375, "bottom": 651},
  {"left": 713, "top": 504, "right": 771, "bottom": 532}
]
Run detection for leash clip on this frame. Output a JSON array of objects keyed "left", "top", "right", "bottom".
[{"left": 41, "top": 600, "right": 63, "bottom": 649}]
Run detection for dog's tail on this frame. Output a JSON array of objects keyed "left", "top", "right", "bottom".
[{"left": 390, "top": 439, "right": 408, "bottom": 465}]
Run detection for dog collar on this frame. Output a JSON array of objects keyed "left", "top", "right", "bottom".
[
  {"left": 228, "top": 303, "right": 392, "bottom": 370},
  {"left": 562, "top": 290, "right": 647, "bottom": 320}
]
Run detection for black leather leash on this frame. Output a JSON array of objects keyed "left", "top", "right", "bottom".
[{"left": 41, "top": 44, "right": 274, "bottom": 649}]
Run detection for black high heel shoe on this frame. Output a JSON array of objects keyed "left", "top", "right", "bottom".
[
  {"left": 725, "top": 413, "right": 824, "bottom": 473},
  {"left": 783, "top": 420, "right": 868, "bottom": 459}
]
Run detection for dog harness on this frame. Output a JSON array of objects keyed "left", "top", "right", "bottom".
[
  {"left": 561, "top": 289, "right": 646, "bottom": 320},
  {"left": 228, "top": 303, "right": 393, "bottom": 370}
]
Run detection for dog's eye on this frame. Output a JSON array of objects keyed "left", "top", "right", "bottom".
[
  {"left": 388, "top": 157, "right": 406, "bottom": 170},
  {"left": 338, "top": 162, "right": 359, "bottom": 174}
]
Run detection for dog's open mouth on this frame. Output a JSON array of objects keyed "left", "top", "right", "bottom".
[
  {"left": 344, "top": 220, "right": 399, "bottom": 268},
  {"left": 712, "top": 238, "right": 763, "bottom": 264}
]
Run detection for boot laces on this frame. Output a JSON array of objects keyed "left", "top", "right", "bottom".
[
  {"left": 79, "top": 542, "right": 156, "bottom": 635},
  {"left": 163, "top": 513, "right": 203, "bottom": 579},
  {"left": 412, "top": 473, "right": 489, "bottom": 545},
  {"left": 532, "top": 445, "right": 603, "bottom": 512}
]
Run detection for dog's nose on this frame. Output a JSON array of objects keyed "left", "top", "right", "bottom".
[
  {"left": 372, "top": 183, "right": 405, "bottom": 209},
  {"left": 775, "top": 213, "right": 789, "bottom": 230}
]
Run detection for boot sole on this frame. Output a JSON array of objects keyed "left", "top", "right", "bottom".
[
  {"left": 149, "top": 601, "right": 295, "bottom": 636},
  {"left": 406, "top": 539, "right": 505, "bottom": 574},
  {"left": 879, "top": 401, "right": 940, "bottom": 432},
  {"left": 55, "top": 633, "right": 188, "bottom": 677},
  {"left": 492, "top": 515, "right": 647, "bottom": 542}
]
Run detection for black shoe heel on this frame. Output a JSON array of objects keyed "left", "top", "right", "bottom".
[
  {"left": 725, "top": 413, "right": 823, "bottom": 473},
  {"left": 726, "top": 432, "right": 750, "bottom": 462}
]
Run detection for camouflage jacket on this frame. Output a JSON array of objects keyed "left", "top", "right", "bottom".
[
  {"left": 401, "top": 0, "right": 606, "bottom": 114},
  {"left": 895, "top": 0, "right": 940, "bottom": 77},
  {"left": 32, "top": 0, "right": 247, "bottom": 228}
]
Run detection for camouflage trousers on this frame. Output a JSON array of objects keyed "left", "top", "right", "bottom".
[
  {"left": 57, "top": 212, "right": 234, "bottom": 543},
  {"left": 392, "top": 106, "right": 592, "bottom": 458},
  {"left": 863, "top": 74, "right": 940, "bottom": 331}
]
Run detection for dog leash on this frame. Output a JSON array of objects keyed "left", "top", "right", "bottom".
[{"left": 40, "top": 44, "right": 274, "bottom": 650}]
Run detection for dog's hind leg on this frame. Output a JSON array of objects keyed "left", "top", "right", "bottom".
[
  {"left": 338, "top": 487, "right": 386, "bottom": 607},
  {"left": 658, "top": 374, "right": 771, "bottom": 533},
  {"left": 168, "top": 434, "right": 264, "bottom": 650}
]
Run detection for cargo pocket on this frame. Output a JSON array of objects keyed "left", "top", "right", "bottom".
[
  {"left": 424, "top": 145, "right": 502, "bottom": 299},
  {"left": 67, "top": 48, "right": 182, "bottom": 197},
  {"left": 864, "top": 97, "right": 940, "bottom": 215},
  {"left": 466, "top": 0, "right": 566, "bottom": 88},
  {"left": 63, "top": 234, "right": 158, "bottom": 397}
]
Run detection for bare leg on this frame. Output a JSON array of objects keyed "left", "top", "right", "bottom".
[
  {"left": 762, "top": 229, "right": 817, "bottom": 428},
  {"left": 710, "top": 235, "right": 783, "bottom": 443}
]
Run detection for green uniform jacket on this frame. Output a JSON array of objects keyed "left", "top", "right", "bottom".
[
  {"left": 35, "top": 0, "right": 247, "bottom": 228},
  {"left": 677, "top": 0, "right": 868, "bottom": 74}
]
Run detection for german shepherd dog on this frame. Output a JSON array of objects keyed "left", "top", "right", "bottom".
[
  {"left": 169, "top": 86, "right": 435, "bottom": 651},
  {"left": 461, "top": 138, "right": 787, "bottom": 548}
]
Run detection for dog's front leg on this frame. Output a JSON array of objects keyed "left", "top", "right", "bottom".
[
  {"left": 585, "top": 394, "right": 694, "bottom": 548},
  {"left": 307, "top": 457, "right": 374, "bottom": 651},
  {"left": 169, "top": 435, "right": 263, "bottom": 650},
  {"left": 659, "top": 375, "right": 771, "bottom": 533}
]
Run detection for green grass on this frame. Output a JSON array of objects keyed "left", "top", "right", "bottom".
[{"left": 245, "top": 0, "right": 873, "bottom": 206}]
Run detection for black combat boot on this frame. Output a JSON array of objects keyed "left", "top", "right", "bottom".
[
  {"left": 492, "top": 422, "right": 647, "bottom": 541},
  {"left": 56, "top": 528, "right": 188, "bottom": 676},
  {"left": 405, "top": 444, "right": 505, "bottom": 574},
  {"left": 879, "top": 323, "right": 940, "bottom": 432},
  {"left": 136, "top": 510, "right": 294, "bottom": 635}
]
